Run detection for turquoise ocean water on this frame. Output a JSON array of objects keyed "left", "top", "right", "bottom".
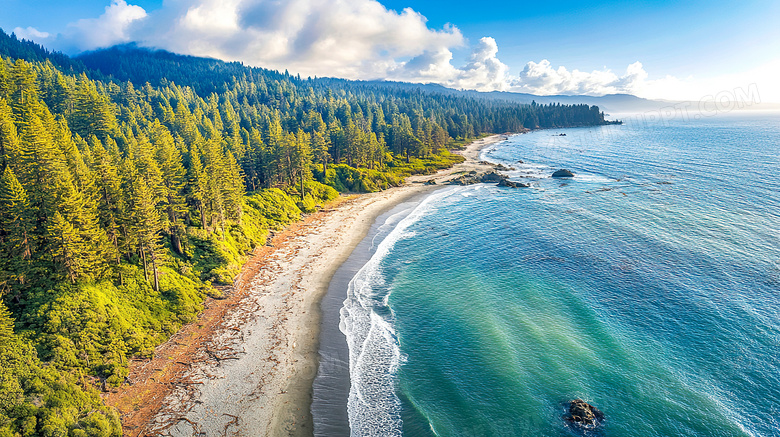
[{"left": 338, "top": 112, "right": 780, "bottom": 436}]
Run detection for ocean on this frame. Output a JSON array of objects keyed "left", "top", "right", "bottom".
[{"left": 315, "top": 111, "right": 780, "bottom": 436}]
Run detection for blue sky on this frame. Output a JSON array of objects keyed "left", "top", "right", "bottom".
[
  {"left": 379, "top": 0, "right": 780, "bottom": 76},
  {"left": 3, "top": 0, "right": 779, "bottom": 101}
]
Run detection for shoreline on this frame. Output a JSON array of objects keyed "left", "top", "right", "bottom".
[
  {"left": 311, "top": 191, "right": 433, "bottom": 435},
  {"left": 105, "top": 134, "right": 507, "bottom": 436}
]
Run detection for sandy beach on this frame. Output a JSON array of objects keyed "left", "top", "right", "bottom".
[{"left": 105, "top": 134, "right": 506, "bottom": 436}]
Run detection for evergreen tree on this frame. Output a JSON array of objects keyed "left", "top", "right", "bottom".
[
  {"left": 129, "top": 175, "right": 164, "bottom": 291},
  {"left": 0, "top": 98, "right": 19, "bottom": 167},
  {"left": 0, "top": 166, "right": 32, "bottom": 294},
  {"left": 151, "top": 122, "right": 186, "bottom": 254},
  {"left": 47, "top": 211, "right": 85, "bottom": 283}
]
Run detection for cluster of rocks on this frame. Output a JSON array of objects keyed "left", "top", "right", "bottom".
[
  {"left": 443, "top": 167, "right": 575, "bottom": 188},
  {"left": 564, "top": 399, "right": 604, "bottom": 429},
  {"left": 448, "top": 170, "right": 529, "bottom": 188}
]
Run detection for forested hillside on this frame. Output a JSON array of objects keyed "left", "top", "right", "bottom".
[{"left": 0, "top": 29, "right": 610, "bottom": 436}]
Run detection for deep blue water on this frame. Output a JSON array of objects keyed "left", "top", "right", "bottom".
[{"left": 340, "top": 112, "right": 780, "bottom": 436}]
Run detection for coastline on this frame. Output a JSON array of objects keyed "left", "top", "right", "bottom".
[
  {"left": 311, "top": 190, "right": 433, "bottom": 435},
  {"left": 105, "top": 134, "right": 506, "bottom": 436}
]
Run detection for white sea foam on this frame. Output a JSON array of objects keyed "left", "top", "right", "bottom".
[{"left": 340, "top": 189, "right": 456, "bottom": 436}]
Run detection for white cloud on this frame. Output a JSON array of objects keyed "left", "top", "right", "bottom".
[
  {"left": 386, "top": 37, "right": 510, "bottom": 91},
  {"left": 13, "top": 26, "right": 50, "bottom": 40},
  {"left": 43, "top": 0, "right": 650, "bottom": 94},
  {"left": 505, "top": 60, "right": 650, "bottom": 96},
  {"left": 50, "top": 0, "right": 147, "bottom": 53},
  {"left": 130, "top": 0, "right": 464, "bottom": 81},
  {"left": 34, "top": 0, "right": 777, "bottom": 102}
]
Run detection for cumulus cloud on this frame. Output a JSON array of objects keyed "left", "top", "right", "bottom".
[
  {"left": 387, "top": 37, "right": 510, "bottom": 91},
  {"left": 52, "top": 0, "right": 148, "bottom": 52},
  {"left": 506, "top": 60, "right": 650, "bottom": 96},
  {"left": 125, "top": 0, "right": 465, "bottom": 81},
  {"left": 13, "top": 27, "right": 50, "bottom": 40},
  {"left": 36, "top": 0, "right": 704, "bottom": 98}
]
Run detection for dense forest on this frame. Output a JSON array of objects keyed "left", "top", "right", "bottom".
[{"left": 0, "top": 29, "right": 611, "bottom": 436}]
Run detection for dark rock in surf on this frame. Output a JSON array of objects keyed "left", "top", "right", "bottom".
[
  {"left": 479, "top": 171, "right": 505, "bottom": 183},
  {"left": 424, "top": 179, "right": 437, "bottom": 185},
  {"left": 449, "top": 175, "right": 477, "bottom": 185},
  {"left": 564, "top": 399, "right": 604, "bottom": 428},
  {"left": 497, "top": 179, "right": 529, "bottom": 188},
  {"left": 552, "top": 169, "right": 575, "bottom": 178}
]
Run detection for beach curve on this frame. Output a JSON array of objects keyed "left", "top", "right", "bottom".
[{"left": 105, "top": 134, "right": 507, "bottom": 436}]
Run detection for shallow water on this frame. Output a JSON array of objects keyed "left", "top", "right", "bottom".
[{"left": 336, "top": 112, "right": 780, "bottom": 436}]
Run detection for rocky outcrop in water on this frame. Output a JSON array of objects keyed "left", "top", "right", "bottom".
[
  {"left": 497, "top": 179, "right": 529, "bottom": 188},
  {"left": 552, "top": 169, "right": 575, "bottom": 178},
  {"left": 448, "top": 170, "right": 528, "bottom": 188},
  {"left": 480, "top": 171, "right": 504, "bottom": 183},
  {"left": 450, "top": 170, "right": 503, "bottom": 185},
  {"left": 564, "top": 399, "right": 604, "bottom": 429}
]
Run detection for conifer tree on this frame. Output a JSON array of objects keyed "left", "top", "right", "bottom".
[
  {"left": 90, "top": 137, "right": 124, "bottom": 270},
  {"left": 47, "top": 211, "right": 85, "bottom": 283},
  {"left": 0, "top": 98, "right": 19, "bottom": 168},
  {"left": 291, "top": 129, "right": 312, "bottom": 197},
  {"left": 129, "top": 176, "right": 164, "bottom": 291},
  {"left": 9, "top": 59, "right": 38, "bottom": 118},
  {"left": 312, "top": 128, "right": 330, "bottom": 174},
  {"left": 151, "top": 122, "right": 187, "bottom": 254},
  {"left": 0, "top": 166, "right": 32, "bottom": 294},
  {"left": 188, "top": 142, "right": 209, "bottom": 230}
]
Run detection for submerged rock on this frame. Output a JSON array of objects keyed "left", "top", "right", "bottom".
[
  {"left": 552, "top": 169, "right": 575, "bottom": 178},
  {"left": 564, "top": 399, "right": 604, "bottom": 428}
]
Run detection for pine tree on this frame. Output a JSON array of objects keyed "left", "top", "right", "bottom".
[
  {"left": 47, "top": 211, "right": 85, "bottom": 284},
  {"left": 9, "top": 60, "right": 38, "bottom": 119},
  {"left": 312, "top": 127, "right": 330, "bottom": 174},
  {"left": 129, "top": 176, "right": 164, "bottom": 291},
  {"left": 90, "top": 138, "right": 124, "bottom": 272},
  {"left": 242, "top": 127, "right": 266, "bottom": 191},
  {"left": 188, "top": 142, "right": 209, "bottom": 230},
  {"left": 55, "top": 177, "right": 111, "bottom": 280},
  {"left": 0, "top": 166, "right": 33, "bottom": 294},
  {"left": 291, "top": 129, "right": 312, "bottom": 197},
  {"left": 0, "top": 98, "right": 19, "bottom": 168},
  {"left": 0, "top": 60, "right": 9, "bottom": 100},
  {"left": 0, "top": 300, "right": 14, "bottom": 339},
  {"left": 17, "top": 112, "right": 69, "bottom": 237},
  {"left": 151, "top": 122, "right": 186, "bottom": 254},
  {"left": 69, "top": 75, "right": 118, "bottom": 140}
]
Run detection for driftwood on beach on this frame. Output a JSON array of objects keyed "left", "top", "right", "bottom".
[{"left": 106, "top": 135, "right": 509, "bottom": 436}]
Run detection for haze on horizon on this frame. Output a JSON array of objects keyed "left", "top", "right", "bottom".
[{"left": 3, "top": 0, "right": 779, "bottom": 103}]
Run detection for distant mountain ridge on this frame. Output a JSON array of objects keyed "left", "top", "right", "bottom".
[
  {"left": 74, "top": 45, "right": 665, "bottom": 114},
  {"left": 354, "top": 81, "right": 671, "bottom": 113}
]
